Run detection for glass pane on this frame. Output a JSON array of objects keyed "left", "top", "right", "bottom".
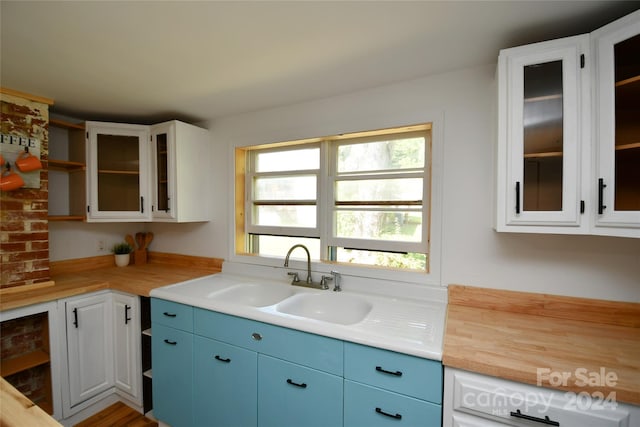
[
  {"left": 336, "top": 178, "right": 422, "bottom": 202},
  {"left": 250, "top": 235, "right": 320, "bottom": 259},
  {"left": 337, "top": 137, "right": 424, "bottom": 173},
  {"left": 97, "top": 134, "right": 140, "bottom": 211},
  {"left": 523, "top": 60, "right": 563, "bottom": 211},
  {"left": 255, "top": 148, "right": 319, "bottom": 172},
  {"left": 335, "top": 210, "right": 422, "bottom": 242},
  {"left": 255, "top": 176, "right": 316, "bottom": 200},
  {"left": 254, "top": 205, "right": 316, "bottom": 227},
  {"left": 156, "top": 133, "right": 169, "bottom": 211},
  {"left": 613, "top": 34, "right": 640, "bottom": 211},
  {"left": 335, "top": 247, "right": 426, "bottom": 271}
]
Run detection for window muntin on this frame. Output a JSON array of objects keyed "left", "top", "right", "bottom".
[{"left": 241, "top": 125, "right": 430, "bottom": 272}]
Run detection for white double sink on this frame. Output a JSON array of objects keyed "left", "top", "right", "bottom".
[{"left": 151, "top": 273, "right": 446, "bottom": 360}]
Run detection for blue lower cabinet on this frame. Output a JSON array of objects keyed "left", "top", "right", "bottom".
[
  {"left": 258, "top": 354, "right": 343, "bottom": 427},
  {"left": 152, "top": 323, "right": 193, "bottom": 427},
  {"left": 344, "top": 380, "right": 442, "bottom": 427},
  {"left": 194, "top": 336, "right": 258, "bottom": 427}
]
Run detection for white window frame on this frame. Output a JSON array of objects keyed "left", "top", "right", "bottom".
[{"left": 230, "top": 117, "right": 444, "bottom": 287}]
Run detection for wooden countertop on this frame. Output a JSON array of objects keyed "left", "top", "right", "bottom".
[
  {"left": 443, "top": 285, "right": 640, "bottom": 406},
  {"left": 0, "top": 378, "right": 61, "bottom": 427},
  {"left": 0, "top": 252, "right": 222, "bottom": 312}
]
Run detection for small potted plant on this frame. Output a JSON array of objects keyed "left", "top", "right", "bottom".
[{"left": 112, "top": 242, "right": 133, "bottom": 267}]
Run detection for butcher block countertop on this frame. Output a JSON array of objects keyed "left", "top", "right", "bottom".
[
  {"left": 0, "top": 378, "right": 61, "bottom": 427},
  {"left": 0, "top": 252, "right": 222, "bottom": 312},
  {"left": 443, "top": 285, "right": 640, "bottom": 406}
]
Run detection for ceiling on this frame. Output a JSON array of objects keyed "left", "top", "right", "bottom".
[{"left": 2, "top": 1, "right": 638, "bottom": 124}]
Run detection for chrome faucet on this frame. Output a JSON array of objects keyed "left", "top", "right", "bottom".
[{"left": 284, "top": 244, "right": 328, "bottom": 289}]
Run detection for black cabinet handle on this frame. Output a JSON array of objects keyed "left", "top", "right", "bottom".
[
  {"left": 598, "top": 178, "right": 607, "bottom": 214},
  {"left": 375, "top": 407, "right": 402, "bottom": 420},
  {"left": 163, "top": 312, "right": 177, "bottom": 317},
  {"left": 376, "top": 366, "right": 402, "bottom": 377},
  {"left": 515, "top": 181, "right": 521, "bottom": 214},
  {"left": 73, "top": 308, "right": 78, "bottom": 328},
  {"left": 141, "top": 196, "right": 144, "bottom": 213},
  {"left": 164, "top": 339, "right": 177, "bottom": 345},
  {"left": 510, "top": 410, "right": 559, "bottom": 426},
  {"left": 124, "top": 304, "right": 131, "bottom": 325},
  {"left": 214, "top": 355, "right": 231, "bottom": 363},
  {"left": 286, "top": 379, "right": 307, "bottom": 388}
]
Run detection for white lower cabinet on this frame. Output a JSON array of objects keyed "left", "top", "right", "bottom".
[
  {"left": 60, "top": 291, "right": 141, "bottom": 418},
  {"left": 443, "top": 368, "right": 640, "bottom": 427}
]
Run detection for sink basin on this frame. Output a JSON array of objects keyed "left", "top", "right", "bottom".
[
  {"left": 276, "top": 292, "right": 372, "bottom": 325},
  {"left": 209, "top": 283, "right": 295, "bottom": 307}
]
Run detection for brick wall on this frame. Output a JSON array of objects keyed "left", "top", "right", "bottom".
[{"left": 0, "top": 92, "right": 50, "bottom": 288}]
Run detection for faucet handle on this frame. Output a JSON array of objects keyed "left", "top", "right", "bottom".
[
  {"left": 287, "top": 272, "right": 300, "bottom": 283},
  {"left": 320, "top": 275, "right": 333, "bottom": 290}
]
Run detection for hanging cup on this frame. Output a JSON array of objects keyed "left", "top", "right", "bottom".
[
  {"left": 0, "top": 166, "right": 25, "bottom": 191},
  {"left": 15, "top": 150, "right": 43, "bottom": 172}
]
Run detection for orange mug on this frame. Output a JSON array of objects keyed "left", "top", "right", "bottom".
[
  {"left": 15, "top": 150, "right": 42, "bottom": 172},
  {"left": 0, "top": 169, "right": 25, "bottom": 191}
]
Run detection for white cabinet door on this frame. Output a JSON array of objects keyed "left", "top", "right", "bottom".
[
  {"left": 86, "top": 121, "right": 151, "bottom": 222},
  {"left": 112, "top": 292, "right": 141, "bottom": 403},
  {"left": 591, "top": 10, "right": 640, "bottom": 237},
  {"left": 66, "top": 292, "right": 114, "bottom": 407},
  {"left": 150, "top": 120, "right": 210, "bottom": 222},
  {"left": 496, "top": 35, "right": 590, "bottom": 233}
]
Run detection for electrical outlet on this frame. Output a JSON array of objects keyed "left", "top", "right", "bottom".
[{"left": 98, "top": 240, "right": 106, "bottom": 252}]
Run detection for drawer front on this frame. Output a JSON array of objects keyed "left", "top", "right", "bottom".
[
  {"left": 258, "top": 354, "right": 343, "bottom": 427},
  {"left": 451, "top": 369, "right": 630, "bottom": 427},
  {"left": 344, "top": 380, "right": 442, "bottom": 427},
  {"left": 194, "top": 308, "right": 343, "bottom": 375},
  {"left": 345, "top": 342, "right": 442, "bottom": 403},
  {"left": 151, "top": 298, "right": 193, "bottom": 332}
]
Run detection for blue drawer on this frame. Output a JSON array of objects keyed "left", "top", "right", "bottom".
[
  {"left": 151, "top": 298, "right": 193, "bottom": 332},
  {"left": 344, "top": 342, "right": 442, "bottom": 403},
  {"left": 194, "top": 308, "right": 343, "bottom": 375},
  {"left": 344, "top": 380, "right": 441, "bottom": 427}
]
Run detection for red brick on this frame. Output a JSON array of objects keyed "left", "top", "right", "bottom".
[
  {"left": 0, "top": 200, "right": 24, "bottom": 210},
  {"left": 8, "top": 250, "right": 49, "bottom": 262},
  {"left": 4, "top": 211, "right": 48, "bottom": 221},
  {"left": 0, "top": 242, "right": 26, "bottom": 252},
  {"left": 30, "top": 241, "right": 49, "bottom": 251},
  {"left": 7, "top": 232, "right": 48, "bottom": 242},
  {"left": 30, "top": 201, "right": 48, "bottom": 211}
]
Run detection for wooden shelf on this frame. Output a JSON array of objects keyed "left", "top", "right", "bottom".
[
  {"left": 143, "top": 369, "right": 152, "bottom": 379},
  {"left": 615, "top": 74, "right": 640, "bottom": 87},
  {"left": 524, "top": 93, "right": 562, "bottom": 103},
  {"left": 48, "top": 159, "right": 85, "bottom": 171},
  {"left": 0, "top": 350, "right": 50, "bottom": 377},
  {"left": 524, "top": 151, "right": 563, "bottom": 159},
  {"left": 48, "top": 215, "right": 85, "bottom": 222},
  {"left": 49, "top": 118, "right": 85, "bottom": 130},
  {"left": 98, "top": 169, "right": 140, "bottom": 175},
  {"left": 142, "top": 328, "right": 152, "bottom": 337},
  {"left": 615, "top": 142, "right": 640, "bottom": 151}
]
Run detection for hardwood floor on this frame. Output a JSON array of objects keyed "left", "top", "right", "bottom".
[{"left": 73, "top": 402, "right": 157, "bottom": 427}]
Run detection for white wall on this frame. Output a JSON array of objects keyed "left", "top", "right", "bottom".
[{"left": 52, "top": 63, "right": 640, "bottom": 302}]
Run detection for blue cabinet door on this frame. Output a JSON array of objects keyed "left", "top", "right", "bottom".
[
  {"left": 194, "top": 336, "right": 258, "bottom": 427},
  {"left": 258, "top": 354, "right": 343, "bottom": 427},
  {"left": 344, "top": 380, "right": 442, "bottom": 427},
  {"left": 152, "top": 323, "right": 193, "bottom": 427}
]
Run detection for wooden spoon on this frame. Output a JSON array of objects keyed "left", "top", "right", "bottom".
[
  {"left": 125, "top": 234, "right": 136, "bottom": 250},
  {"left": 144, "top": 232, "right": 154, "bottom": 249}
]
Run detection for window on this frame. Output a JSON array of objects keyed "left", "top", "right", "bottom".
[{"left": 236, "top": 124, "right": 431, "bottom": 273}]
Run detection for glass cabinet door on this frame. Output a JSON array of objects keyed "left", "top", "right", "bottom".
[
  {"left": 499, "top": 35, "right": 588, "bottom": 229},
  {"left": 593, "top": 12, "right": 640, "bottom": 232},
  {"left": 86, "top": 122, "right": 150, "bottom": 221},
  {"left": 150, "top": 122, "right": 175, "bottom": 220}
]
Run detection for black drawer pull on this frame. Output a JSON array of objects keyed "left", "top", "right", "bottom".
[
  {"left": 214, "top": 355, "right": 231, "bottom": 363},
  {"left": 510, "top": 410, "right": 559, "bottom": 426},
  {"left": 375, "top": 407, "right": 402, "bottom": 420},
  {"left": 164, "top": 339, "right": 177, "bottom": 345},
  {"left": 286, "top": 379, "right": 307, "bottom": 388},
  {"left": 163, "top": 312, "right": 177, "bottom": 317},
  {"left": 376, "top": 366, "right": 402, "bottom": 377}
]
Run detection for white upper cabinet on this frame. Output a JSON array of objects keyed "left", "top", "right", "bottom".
[
  {"left": 591, "top": 11, "right": 640, "bottom": 236},
  {"left": 497, "top": 35, "right": 590, "bottom": 232},
  {"left": 86, "top": 121, "right": 151, "bottom": 222},
  {"left": 496, "top": 10, "right": 639, "bottom": 238},
  {"left": 85, "top": 120, "right": 210, "bottom": 223},
  {"left": 150, "top": 121, "right": 210, "bottom": 222}
]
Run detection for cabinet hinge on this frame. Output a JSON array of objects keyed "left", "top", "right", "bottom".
[
  {"left": 580, "top": 54, "right": 585, "bottom": 69},
  {"left": 580, "top": 200, "right": 585, "bottom": 214}
]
